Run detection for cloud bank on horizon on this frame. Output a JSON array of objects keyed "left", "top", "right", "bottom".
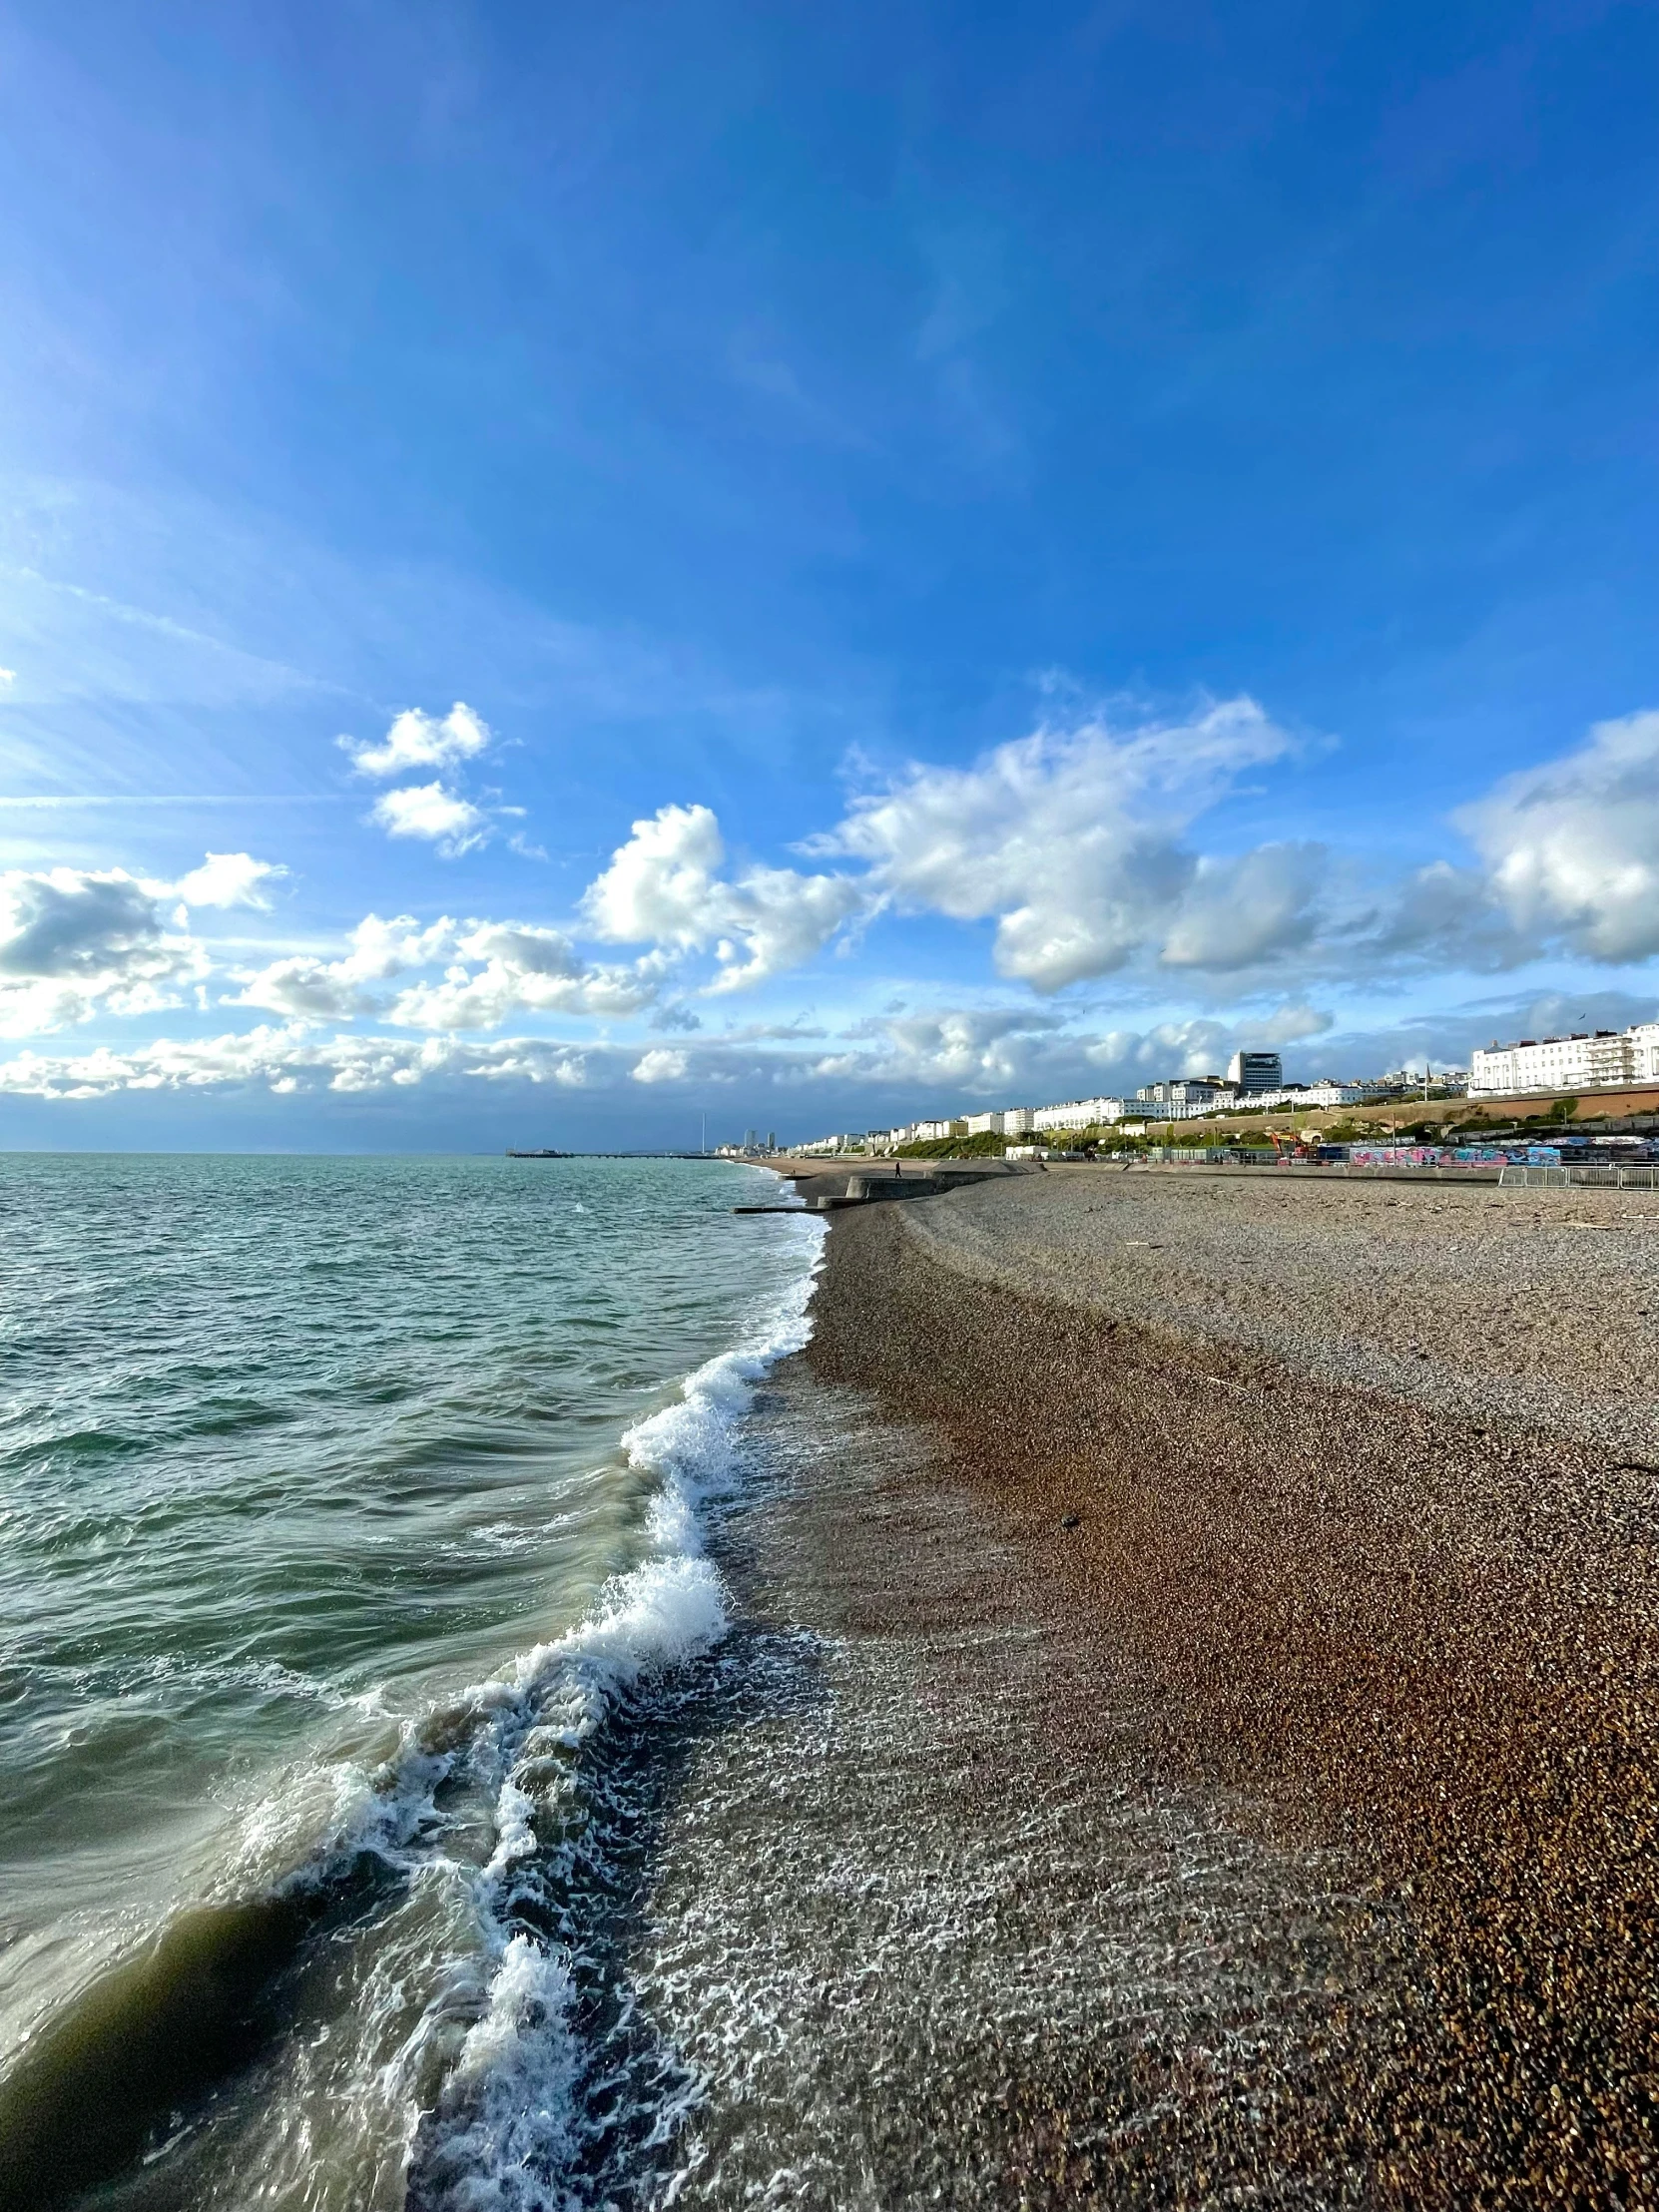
[
  {"left": 1, "top": 3, "right": 1657, "bottom": 1143},
  {"left": 5, "top": 697, "right": 1659, "bottom": 1128}
]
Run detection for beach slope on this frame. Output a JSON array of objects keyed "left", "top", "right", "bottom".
[{"left": 805, "top": 1168, "right": 1659, "bottom": 2206}]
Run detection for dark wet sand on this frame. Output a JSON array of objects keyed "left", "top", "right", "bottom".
[{"left": 804, "top": 1172, "right": 1659, "bottom": 2208}]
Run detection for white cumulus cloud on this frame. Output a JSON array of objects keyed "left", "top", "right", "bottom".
[
  {"left": 0, "top": 1024, "right": 592, "bottom": 1100},
  {"left": 1456, "top": 710, "right": 1659, "bottom": 962},
  {"left": 371, "top": 782, "right": 491, "bottom": 857},
  {"left": 341, "top": 702, "right": 492, "bottom": 779},
  {"left": 231, "top": 913, "right": 460, "bottom": 1018},
  {"left": 582, "top": 802, "right": 865, "bottom": 991},
  {"left": 231, "top": 912, "right": 654, "bottom": 1029},
  {"left": 1158, "top": 843, "right": 1327, "bottom": 970},
  {"left": 172, "top": 851, "right": 286, "bottom": 910},
  {"left": 230, "top": 957, "right": 374, "bottom": 1022},
  {"left": 387, "top": 922, "right": 657, "bottom": 1029},
  {"left": 1082, "top": 1003, "right": 1333, "bottom": 1082},
  {"left": 342, "top": 704, "right": 516, "bottom": 859},
  {"left": 631, "top": 1047, "right": 689, "bottom": 1083},
  {"left": 839, "top": 1005, "right": 1069, "bottom": 1092},
  {"left": 822, "top": 699, "right": 1303, "bottom": 989},
  {"left": 0, "top": 864, "right": 206, "bottom": 1035}
]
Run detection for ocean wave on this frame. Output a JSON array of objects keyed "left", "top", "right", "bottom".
[
  {"left": 245, "top": 1217, "right": 823, "bottom": 1890},
  {"left": 416, "top": 1934, "right": 584, "bottom": 2212},
  {"left": 0, "top": 1209, "right": 825, "bottom": 2212},
  {"left": 405, "top": 1212, "right": 824, "bottom": 2208}
]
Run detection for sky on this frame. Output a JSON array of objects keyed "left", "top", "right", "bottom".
[{"left": 2, "top": 0, "right": 1658, "bottom": 1151}]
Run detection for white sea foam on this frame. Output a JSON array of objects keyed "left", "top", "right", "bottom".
[
  {"left": 236, "top": 1217, "right": 823, "bottom": 1888},
  {"left": 418, "top": 1934, "right": 584, "bottom": 2212},
  {"left": 414, "top": 1217, "right": 823, "bottom": 2202},
  {"left": 329, "top": 1209, "right": 826, "bottom": 2207},
  {"left": 627, "top": 1220, "right": 823, "bottom": 1560}
]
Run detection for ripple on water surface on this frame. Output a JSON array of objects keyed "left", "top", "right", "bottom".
[{"left": 0, "top": 1152, "right": 819, "bottom": 2210}]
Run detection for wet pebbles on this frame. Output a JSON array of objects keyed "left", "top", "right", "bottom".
[{"left": 805, "top": 1172, "right": 1659, "bottom": 2206}]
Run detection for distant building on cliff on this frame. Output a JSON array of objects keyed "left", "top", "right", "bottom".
[
  {"left": 1231, "top": 1080, "right": 1367, "bottom": 1112},
  {"left": 1226, "top": 1049, "right": 1283, "bottom": 1093},
  {"left": 1137, "top": 1077, "right": 1235, "bottom": 1108},
  {"left": 1469, "top": 1021, "right": 1659, "bottom": 1098},
  {"left": 1031, "top": 1096, "right": 1131, "bottom": 1132}
]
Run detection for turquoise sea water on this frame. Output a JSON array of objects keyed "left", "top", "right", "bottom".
[{"left": 0, "top": 1153, "right": 820, "bottom": 2210}]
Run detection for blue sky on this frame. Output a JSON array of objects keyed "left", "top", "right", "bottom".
[{"left": 2, "top": 0, "right": 1658, "bottom": 1149}]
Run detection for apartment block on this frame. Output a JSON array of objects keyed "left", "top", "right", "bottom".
[{"left": 1469, "top": 1021, "right": 1659, "bottom": 1097}]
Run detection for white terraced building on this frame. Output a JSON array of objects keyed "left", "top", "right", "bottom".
[
  {"left": 1469, "top": 1022, "right": 1659, "bottom": 1098},
  {"left": 1031, "top": 1096, "right": 1132, "bottom": 1132},
  {"left": 1127, "top": 1080, "right": 1368, "bottom": 1120},
  {"left": 962, "top": 1107, "right": 1033, "bottom": 1135},
  {"left": 1129, "top": 1097, "right": 1223, "bottom": 1121},
  {"left": 789, "top": 1072, "right": 1385, "bottom": 1158},
  {"left": 1137, "top": 1079, "right": 1235, "bottom": 1107},
  {"left": 1227, "top": 1081, "right": 1367, "bottom": 1112}
]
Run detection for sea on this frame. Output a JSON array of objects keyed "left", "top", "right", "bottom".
[{"left": 0, "top": 1153, "right": 823, "bottom": 2212}]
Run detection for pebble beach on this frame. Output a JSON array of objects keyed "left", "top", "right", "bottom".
[{"left": 802, "top": 1166, "right": 1659, "bottom": 2206}]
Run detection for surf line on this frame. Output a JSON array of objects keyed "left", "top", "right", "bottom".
[{"left": 0, "top": 1214, "right": 827, "bottom": 2212}]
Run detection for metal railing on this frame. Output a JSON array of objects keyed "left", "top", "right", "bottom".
[{"left": 1497, "top": 1164, "right": 1659, "bottom": 1188}]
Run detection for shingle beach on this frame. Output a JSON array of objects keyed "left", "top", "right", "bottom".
[{"left": 803, "top": 1167, "right": 1659, "bottom": 2206}]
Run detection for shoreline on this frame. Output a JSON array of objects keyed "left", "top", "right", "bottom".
[
  {"left": 644, "top": 1352, "right": 1411, "bottom": 2206},
  {"left": 803, "top": 1171, "right": 1659, "bottom": 2204}
]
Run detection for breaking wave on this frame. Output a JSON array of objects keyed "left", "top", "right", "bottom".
[{"left": 0, "top": 1208, "right": 824, "bottom": 2212}]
